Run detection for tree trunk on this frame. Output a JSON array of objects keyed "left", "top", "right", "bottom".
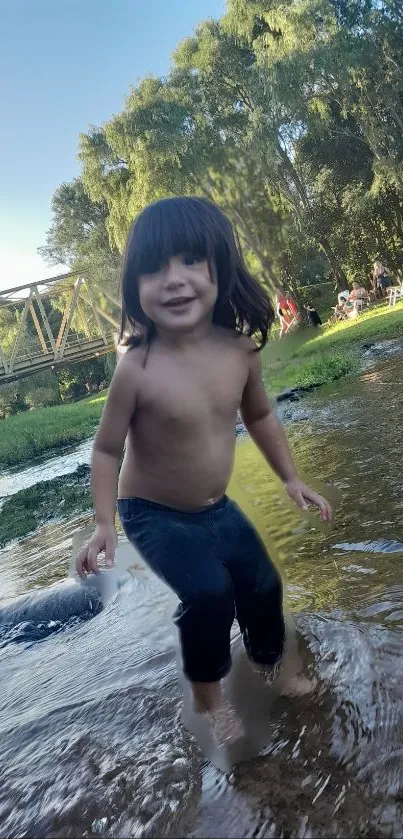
[
  {"left": 274, "top": 147, "right": 348, "bottom": 290},
  {"left": 256, "top": 253, "right": 277, "bottom": 296},
  {"left": 231, "top": 212, "right": 278, "bottom": 291},
  {"left": 317, "top": 237, "right": 348, "bottom": 289}
]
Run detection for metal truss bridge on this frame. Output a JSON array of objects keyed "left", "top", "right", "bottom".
[{"left": 0, "top": 272, "right": 120, "bottom": 383}]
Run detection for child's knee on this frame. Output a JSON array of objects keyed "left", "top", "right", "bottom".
[
  {"left": 193, "top": 578, "right": 234, "bottom": 617},
  {"left": 262, "top": 572, "right": 283, "bottom": 604},
  {"left": 177, "top": 577, "right": 235, "bottom": 625},
  {"left": 255, "top": 561, "right": 283, "bottom": 605}
]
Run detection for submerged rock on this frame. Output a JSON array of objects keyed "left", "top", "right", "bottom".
[
  {"left": 276, "top": 384, "right": 317, "bottom": 403},
  {"left": 0, "top": 578, "right": 103, "bottom": 642}
]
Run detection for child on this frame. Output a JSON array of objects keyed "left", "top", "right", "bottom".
[
  {"left": 275, "top": 288, "right": 299, "bottom": 338},
  {"left": 76, "top": 197, "right": 332, "bottom": 742}
]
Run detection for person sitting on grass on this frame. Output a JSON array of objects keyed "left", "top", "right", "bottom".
[
  {"left": 344, "top": 282, "right": 369, "bottom": 316},
  {"left": 329, "top": 302, "right": 346, "bottom": 324}
]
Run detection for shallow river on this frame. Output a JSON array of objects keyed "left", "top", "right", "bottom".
[{"left": 1, "top": 349, "right": 403, "bottom": 838}]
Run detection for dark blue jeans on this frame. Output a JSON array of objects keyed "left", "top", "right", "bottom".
[{"left": 118, "top": 496, "right": 284, "bottom": 683}]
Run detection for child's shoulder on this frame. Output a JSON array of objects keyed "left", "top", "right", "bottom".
[
  {"left": 214, "top": 326, "right": 257, "bottom": 357},
  {"left": 114, "top": 344, "right": 149, "bottom": 383}
]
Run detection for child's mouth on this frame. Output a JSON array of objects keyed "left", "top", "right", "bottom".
[{"left": 163, "top": 297, "right": 195, "bottom": 309}]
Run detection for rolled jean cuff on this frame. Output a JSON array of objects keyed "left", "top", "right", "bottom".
[{"left": 183, "top": 656, "right": 232, "bottom": 683}]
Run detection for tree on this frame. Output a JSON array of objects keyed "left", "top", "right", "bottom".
[
  {"left": 224, "top": 0, "right": 403, "bottom": 281},
  {"left": 43, "top": 0, "right": 403, "bottom": 301},
  {"left": 77, "top": 26, "right": 298, "bottom": 292},
  {"left": 39, "top": 178, "right": 121, "bottom": 296}
]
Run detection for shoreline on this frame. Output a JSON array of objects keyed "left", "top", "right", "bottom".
[
  {"left": 0, "top": 464, "right": 92, "bottom": 548},
  {"left": 265, "top": 301, "right": 403, "bottom": 399}
]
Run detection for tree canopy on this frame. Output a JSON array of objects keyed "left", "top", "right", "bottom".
[{"left": 41, "top": 0, "right": 403, "bottom": 295}]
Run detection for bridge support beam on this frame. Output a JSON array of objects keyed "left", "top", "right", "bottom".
[{"left": 0, "top": 271, "right": 120, "bottom": 383}]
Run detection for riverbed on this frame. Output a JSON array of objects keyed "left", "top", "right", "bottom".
[{"left": 1, "top": 349, "right": 403, "bottom": 837}]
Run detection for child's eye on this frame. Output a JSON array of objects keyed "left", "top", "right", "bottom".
[{"left": 182, "top": 254, "right": 204, "bottom": 266}]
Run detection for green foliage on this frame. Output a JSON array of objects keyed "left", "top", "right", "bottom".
[
  {"left": 38, "top": 178, "right": 121, "bottom": 296},
  {"left": 263, "top": 346, "right": 359, "bottom": 395},
  {"left": 264, "top": 301, "right": 403, "bottom": 393},
  {"left": 0, "top": 393, "right": 106, "bottom": 469},
  {"left": 0, "top": 305, "right": 21, "bottom": 355},
  {"left": 40, "top": 0, "right": 403, "bottom": 305},
  {"left": 0, "top": 354, "right": 114, "bottom": 419},
  {"left": 0, "top": 383, "right": 29, "bottom": 419},
  {"left": 57, "top": 356, "right": 110, "bottom": 402}
]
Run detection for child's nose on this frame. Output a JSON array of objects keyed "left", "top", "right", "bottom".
[{"left": 164, "top": 264, "right": 186, "bottom": 288}]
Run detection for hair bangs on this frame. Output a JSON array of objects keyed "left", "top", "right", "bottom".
[{"left": 130, "top": 198, "right": 217, "bottom": 278}]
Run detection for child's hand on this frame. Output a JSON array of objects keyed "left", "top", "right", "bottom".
[
  {"left": 75, "top": 524, "right": 118, "bottom": 579},
  {"left": 285, "top": 478, "right": 333, "bottom": 521}
]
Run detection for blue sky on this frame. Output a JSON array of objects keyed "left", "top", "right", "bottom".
[{"left": 0, "top": 0, "right": 224, "bottom": 291}]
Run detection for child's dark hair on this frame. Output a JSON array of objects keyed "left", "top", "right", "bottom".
[{"left": 119, "top": 196, "right": 274, "bottom": 350}]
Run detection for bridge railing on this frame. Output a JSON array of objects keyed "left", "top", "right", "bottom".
[{"left": 0, "top": 272, "right": 120, "bottom": 383}]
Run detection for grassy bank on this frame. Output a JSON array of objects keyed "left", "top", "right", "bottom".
[
  {"left": 263, "top": 300, "right": 403, "bottom": 394},
  {"left": 0, "top": 465, "right": 92, "bottom": 546},
  {"left": 0, "top": 392, "right": 106, "bottom": 470}
]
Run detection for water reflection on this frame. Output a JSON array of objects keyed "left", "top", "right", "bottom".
[{"left": 0, "top": 438, "right": 93, "bottom": 502}]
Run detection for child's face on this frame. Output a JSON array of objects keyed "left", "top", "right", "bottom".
[{"left": 138, "top": 254, "right": 218, "bottom": 333}]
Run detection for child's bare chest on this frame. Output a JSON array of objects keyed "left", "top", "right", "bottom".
[{"left": 137, "top": 351, "right": 247, "bottom": 428}]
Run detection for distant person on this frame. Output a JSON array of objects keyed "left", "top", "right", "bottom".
[
  {"left": 330, "top": 302, "right": 346, "bottom": 323},
  {"left": 348, "top": 281, "right": 368, "bottom": 300},
  {"left": 75, "top": 196, "right": 332, "bottom": 746},
  {"left": 276, "top": 289, "right": 293, "bottom": 338},
  {"left": 344, "top": 281, "right": 369, "bottom": 315},
  {"left": 304, "top": 302, "right": 322, "bottom": 327},
  {"left": 372, "top": 261, "right": 393, "bottom": 297},
  {"left": 276, "top": 288, "right": 299, "bottom": 338},
  {"left": 337, "top": 289, "right": 350, "bottom": 307}
]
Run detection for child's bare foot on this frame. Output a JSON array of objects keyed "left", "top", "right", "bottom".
[
  {"left": 250, "top": 658, "right": 317, "bottom": 696},
  {"left": 208, "top": 703, "right": 244, "bottom": 746},
  {"left": 249, "top": 658, "right": 282, "bottom": 686},
  {"left": 279, "top": 673, "right": 317, "bottom": 696}
]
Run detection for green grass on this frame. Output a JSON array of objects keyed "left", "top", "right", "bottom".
[
  {"left": 0, "top": 392, "right": 106, "bottom": 469},
  {"left": 263, "top": 300, "right": 403, "bottom": 394}
]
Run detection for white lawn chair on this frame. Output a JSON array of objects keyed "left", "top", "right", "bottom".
[
  {"left": 354, "top": 297, "right": 370, "bottom": 314},
  {"left": 387, "top": 281, "right": 403, "bottom": 307}
]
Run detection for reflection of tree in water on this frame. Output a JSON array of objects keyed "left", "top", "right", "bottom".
[
  {"left": 230, "top": 369, "right": 403, "bottom": 615},
  {"left": 229, "top": 438, "right": 345, "bottom": 613},
  {"left": 1, "top": 514, "right": 93, "bottom": 599}
]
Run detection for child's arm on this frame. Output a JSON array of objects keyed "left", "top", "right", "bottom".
[
  {"left": 75, "top": 354, "right": 138, "bottom": 577},
  {"left": 240, "top": 347, "right": 332, "bottom": 521}
]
